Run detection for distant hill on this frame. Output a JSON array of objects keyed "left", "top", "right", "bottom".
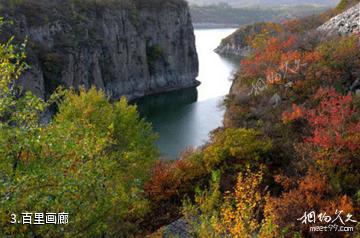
[
  {"left": 190, "top": 4, "right": 330, "bottom": 28},
  {"left": 187, "top": 0, "right": 340, "bottom": 7},
  {"left": 214, "top": 0, "right": 359, "bottom": 56}
]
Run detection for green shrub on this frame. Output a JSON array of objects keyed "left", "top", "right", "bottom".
[{"left": 0, "top": 37, "right": 158, "bottom": 237}]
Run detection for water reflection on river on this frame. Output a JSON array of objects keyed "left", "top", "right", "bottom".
[{"left": 136, "top": 29, "right": 239, "bottom": 159}]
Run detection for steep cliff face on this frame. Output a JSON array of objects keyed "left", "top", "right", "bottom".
[
  {"left": 0, "top": 0, "right": 199, "bottom": 99},
  {"left": 318, "top": 3, "right": 359, "bottom": 36}
]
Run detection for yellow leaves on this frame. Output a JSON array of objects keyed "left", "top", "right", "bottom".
[
  {"left": 223, "top": 169, "right": 282, "bottom": 237},
  {"left": 202, "top": 128, "right": 272, "bottom": 172},
  {"left": 258, "top": 196, "right": 280, "bottom": 238},
  {"left": 215, "top": 169, "right": 265, "bottom": 238}
]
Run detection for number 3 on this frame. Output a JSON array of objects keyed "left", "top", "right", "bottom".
[{"left": 10, "top": 214, "right": 16, "bottom": 224}]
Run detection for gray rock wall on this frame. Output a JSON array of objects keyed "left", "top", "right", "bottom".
[
  {"left": 1, "top": 0, "right": 199, "bottom": 100},
  {"left": 214, "top": 22, "right": 278, "bottom": 58},
  {"left": 318, "top": 3, "right": 360, "bottom": 36}
]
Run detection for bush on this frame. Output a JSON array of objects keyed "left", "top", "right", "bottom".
[
  {"left": 182, "top": 169, "right": 280, "bottom": 238},
  {"left": 145, "top": 128, "right": 272, "bottom": 205},
  {"left": 203, "top": 128, "right": 272, "bottom": 171}
]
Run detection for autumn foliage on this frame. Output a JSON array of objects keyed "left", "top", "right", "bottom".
[
  {"left": 241, "top": 35, "right": 298, "bottom": 81},
  {"left": 144, "top": 151, "right": 202, "bottom": 202},
  {"left": 145, "top": 128, "right": 272, "bottom": 203},
  {"left": 283, "top": 87, "right": 360, "bottom": 164},
  {"left": 193, "top": 5, "right": 360, "bottom": 237},
  {"left": 267, "top": 171, "right": 355, "bottom": 237}
]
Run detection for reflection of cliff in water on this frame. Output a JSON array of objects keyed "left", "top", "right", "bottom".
[
  {"left": 133, "top": 29, "right": 239, "bottom": 159},
  {"left": 134, "top": 87, "right": 198, "bottom": 117}
]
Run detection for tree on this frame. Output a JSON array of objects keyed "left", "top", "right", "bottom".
[
  {"left": 202, "top": 128, "right": 272, "bottom": 171},
  {"left": 0, "top": 35, "right": 158, "bottom": 237}
]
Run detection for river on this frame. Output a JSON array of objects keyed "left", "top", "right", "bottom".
[{"left": 136, "top": 29, "right": 239, "bottom": 159}]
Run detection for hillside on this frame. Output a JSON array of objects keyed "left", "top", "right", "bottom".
[
  {"left": 215, "top": 1, "right": 359, "bottom": 57},
  {"left": 187, "top": 0, "right": 339, "bottom": 7},
  {"left": 1, "top": 0, "right": 359, "bottom": 237},
  {"left": 0, "top": 0, "right": 199, "bottom": 100},
  {"left": 190, "top": 3, "right": 329, "bottom": 28},
  {"left": 148, "top": 2, "right": 360, "bottom": 237}
]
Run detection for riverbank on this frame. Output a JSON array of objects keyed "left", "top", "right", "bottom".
[{"left": 135, "top": 28, "right": 239, "bottom": 159}]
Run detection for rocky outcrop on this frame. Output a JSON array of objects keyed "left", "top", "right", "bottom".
[
  {"left": 318, "top": 3, "right": 360, "bottom": 36},
  {"left": 214, "top": 44, "right": 252, "bottom": 58},
  {"left": 214, "top": 22, "right": 280, "bottom": 58},
  {"left": 163, "top": 218, "right": 191, "bottom": 238},
  {"left": 0, "top": 0, "right": 199, "bottom": 100}
]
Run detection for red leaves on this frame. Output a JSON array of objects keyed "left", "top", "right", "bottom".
[
  {"left": 144, "top": 160, "right": 183, "bottom": 202},
  {"left": 306, "top": 88, "right": 357, "bottom": 157},
  {"left": 282, "top": 35, "right": 297, "bottom": 50},
  {"left": 240, "top": 35, "right": 323, "bottom": 89},
  {"left": 283, "top": 87, "right": 360, "bottom": 163}
]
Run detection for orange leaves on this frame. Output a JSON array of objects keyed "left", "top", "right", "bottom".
[
  {"left": 303, "top": 51, "right": 322, "bottom": 64},
  {"left": 144, "top": 160, "right": 189, "bottom": 202},
  {"left": 144, "top": 149, "right": 205, "bottom": 202},
  {"left": 144, "top": 161, "right": 174, "bottom": 200},
  {"left": 241, "top": 36, "right": 298, "bottom": 81},
  {"left": 241, "top": 34, "right": 359, "bottom": 101},
  {"left": 282, "top": 104, "right": 305, "bottom": 122},
  {"left": 279, "top": 51, "right": 302, "bottom": 68},
  {"left": 281, "top": 35, "right": 297, "bottom": 50},
  {"left": 267, "top": 171, "right": 355, "bottom": 236},
  {"left": 241, "top": 34, "right": 312, "bottom": 88},
  {"left": 282, "top": 18, "right": 302, "bottom": 33},
  {"left": 265, "top": 69, "right": 282, "bottom": 84}
]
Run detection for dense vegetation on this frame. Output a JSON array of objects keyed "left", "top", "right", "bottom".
[
  {"left": 0, "top": 29, "right": 160, "bottom": 236},
  {"left": 181, "top": 33, "right": 360, "bottom": 236},
  {"left": 216, "top": 0, "right": 359, "bottom": 55},
  {"left": 1, "top": 0, "right": 359, "bottom": 237},
  {"left": 148, "top": 1, "right": 360, "bottom": 237}
]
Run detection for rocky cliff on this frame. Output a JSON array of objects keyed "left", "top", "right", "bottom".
[
  {"left": 214, "top": 22, "right": 279, "bottom": 58},
  {"left": 318, "top": 2, "right": 359, "bottom": 36},
  {"left": 0, "top": 0, "right": 199, "bottom": 100}
]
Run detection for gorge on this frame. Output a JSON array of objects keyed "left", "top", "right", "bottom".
[
  {"left": 136, "top": 28, "right": 239, "bottom": 158},
  {"left": 0, "top": 0, "right": 241, "bottom": 159},
  {"left": 2, "top": 0, "right": 360, "bottom": 237}
]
